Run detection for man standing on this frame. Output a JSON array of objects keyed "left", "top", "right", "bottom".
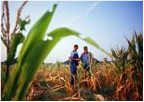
[
  {"left": 80, "top": 46, "right": 93, "bottom": 77},
  {"left": 69, "top": 44, "right": 80, "bottom": 87}
]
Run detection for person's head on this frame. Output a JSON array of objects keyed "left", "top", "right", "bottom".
[
  {"left": 84, "top": 46, "right": 88, "bottom": 53},
  {"left": 73, "top": 44, "right": 78, "bottom": 51}
]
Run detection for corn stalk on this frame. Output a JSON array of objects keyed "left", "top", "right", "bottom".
[{"left": 1, "top": 1, "right": 29, "bottom": 81}]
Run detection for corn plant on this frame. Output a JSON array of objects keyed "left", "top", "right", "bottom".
[
  {"left": 2, "top": 3, "right": 109, "bottom": 101},
  {"left": 1, "top": 1, "right": 29, "bottom": 80},
  {"left": 126, "top": 32, "right": 143, "bottom": 73},
  {"left": 111, "top": 32, "right": 143, "bottom": 74},
  {"left": 112, "top": 32, "right": 143, "bottom": 101},
  {"left": 56, "top": 61, "right": 62, "bottom": 69},
  {"left": 111, "top": 47, "right": 128, "bottom": 73}
]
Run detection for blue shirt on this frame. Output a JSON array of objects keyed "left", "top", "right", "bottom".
[
  {"left": 81, "top": 53, "right": 89, "bottom": 64},
  {"left": 81, "top": 52, "right": 92, "bottom": 65}
]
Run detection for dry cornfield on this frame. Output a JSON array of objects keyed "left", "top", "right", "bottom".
[{"left": 24, "top": 61, "right": 143, "bottom": 101}]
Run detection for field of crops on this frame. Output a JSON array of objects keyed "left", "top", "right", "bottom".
[
  {"left": 1, "top": 33, "right": 143, "bottom": 101},
  {"left": 24, "top": 60, "right": 142, "bottom": 101},
  {"left": 1, "top": 1, "right": 143, "bottom": 101}
]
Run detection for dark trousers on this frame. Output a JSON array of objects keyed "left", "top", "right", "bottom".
[{"left": 70, "top": 63, "right": 77, "bottom": 85}]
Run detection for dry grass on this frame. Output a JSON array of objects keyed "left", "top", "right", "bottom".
[
  {"left": 2, "top": 61, "right": 142, "bottom": 101},
  {"left": 24, "top": 61, "right": 142, "bottom": 101}
]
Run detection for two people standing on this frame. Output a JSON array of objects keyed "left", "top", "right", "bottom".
[{"left": 69, "top": 44, "right": 93, "bottom": 87}]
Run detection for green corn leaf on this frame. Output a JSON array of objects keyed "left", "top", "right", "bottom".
[
  {"left": 18, "top": 4, "right": 57, "bottom": 62},
  {"left": 126, "top": 38, "right": 137, "bottom": 57},
  {"left": 135, "top": 33, "right": 143, "bottom": 60},
  {"left": 1, "top": 69, "right": 6, "bottom": 84},
  {"left": 131, "top": 35, "right": 136, "bottom": 52},
  {"left": 111, "top": 49, "right": 119, "bottom": 59},
  {"left": 2, "top": 4, "right": 57, "bottom": 101},
  {"left": 81, "top": 37, "right": 109, "bottom": 56},
  {"left": 48, "top": 27, "right": 80, "bottom": 38},
  {"left": 14, "top": 40, "right": 51, "bottom": 100},
  {"left": 48, "top": 27, "right": 109, "bottom": 56}
]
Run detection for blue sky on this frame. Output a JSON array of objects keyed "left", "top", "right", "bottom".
[{"left": 1, "top": 1, "right": 143, "bottom": 63}]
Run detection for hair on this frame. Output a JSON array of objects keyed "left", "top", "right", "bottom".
[
  {"left": 84, "top": 46, "right": 88, "bottom": 50},
  {"left": 74, "top": 44, "right": 78, "bottom": 48}
]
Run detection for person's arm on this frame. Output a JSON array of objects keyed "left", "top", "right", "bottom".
[
  {"left": 69, "top": 57, "right": 78, "bottom": 61},
  {"left": 90, "top": 52, "right": 93, "bottom": 59},
  {"left": 89, "top": 52, "right": 93, "bottom": 62}
]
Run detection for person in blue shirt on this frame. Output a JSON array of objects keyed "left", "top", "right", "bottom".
[
  {"left": 69, "top": 44, "right": 80, "bottom": 87},
  {"left": 80, "top": 46, "right": 93, "bottom": 77}
]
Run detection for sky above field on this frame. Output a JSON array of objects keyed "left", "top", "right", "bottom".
[{"left": 1, "top": 1, "right": 143, "bottom": 63}]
